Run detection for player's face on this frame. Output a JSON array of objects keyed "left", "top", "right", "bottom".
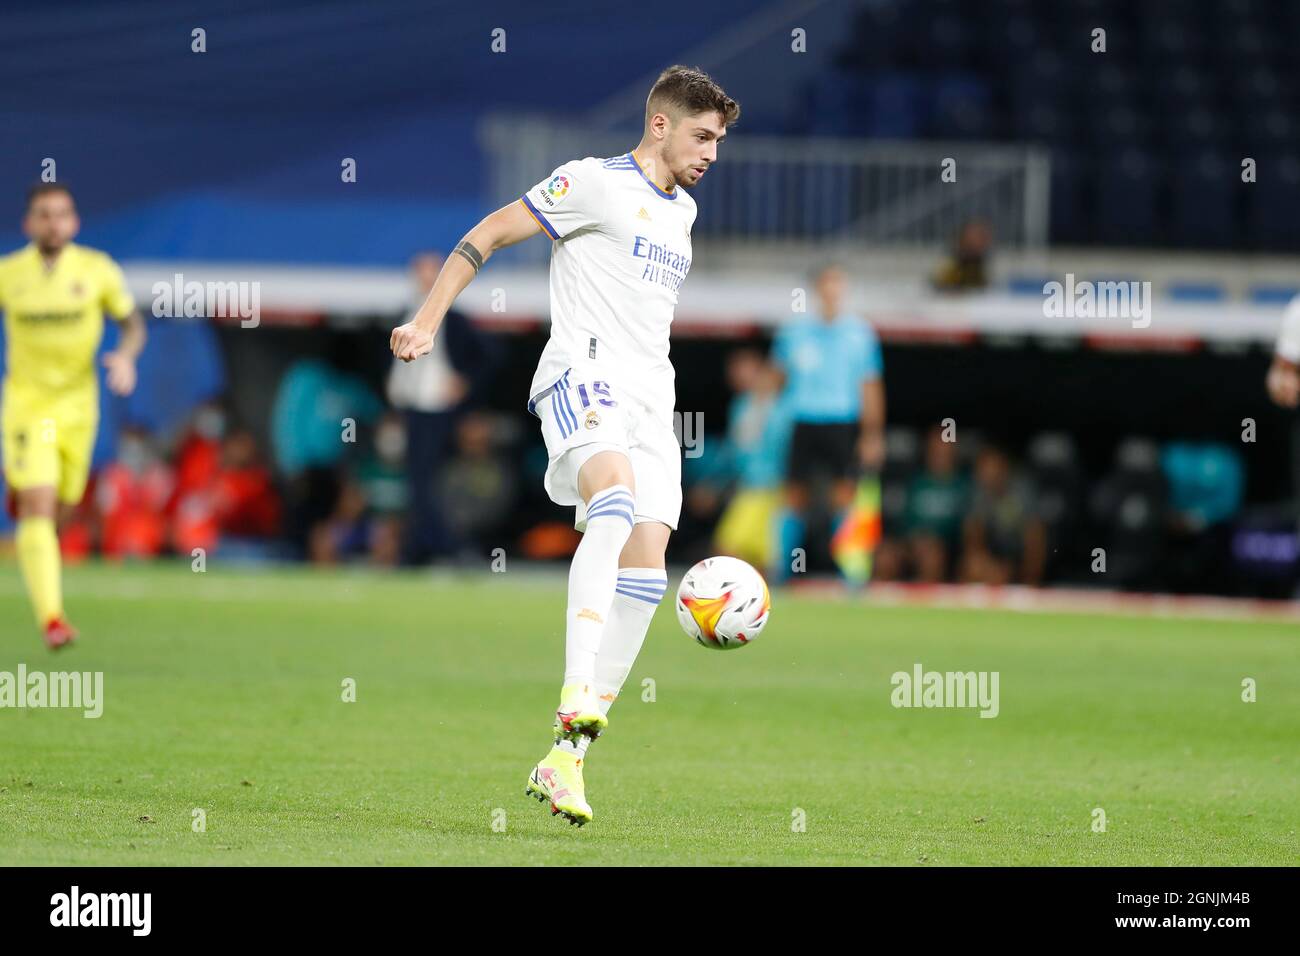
[
  {"left": 24, "top": 192, "right": 80, "bottom": 252},
  {"left": 665, "top": 111, "right": 727, "bottom": 188},
  {"left": 816, "top": 267, "right": 846, "bottom": 313}
]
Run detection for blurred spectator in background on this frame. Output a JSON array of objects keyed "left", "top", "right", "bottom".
[
  {"left": 174, "top": 426, "right": 281, "bottom": 557},
  {"left": 173, "top": 401, "right": 226, "bottom": 499},
  {"left": 271, "top": 352, "right": 383, "bottom": 558},
  {"left": 310, "top": 412, "right": 407, "bottom": 565},
  {"left": 437, "top": 411, "right": 517, "bottom": 561},
  {"left": 960, "top": 445, "right": 1045, "bottom": 586},
  {"left": 1090, "top": 438, "right": 1166, "bottom": 591},
  {"left": 387, "top": 251, "right": 498, "bottom": 565},
  {"left": 686, "top": 348, "right": 793, "bottom": 570},
  {"left": 770, "top": 264, "right": 885, "bottom": 582},
  {"left": 1161, "top": 441, "right": 1244, "bottom": 593},
  {"left": 171, "top": 402, "right": 226, "bottom": 554},
  {"left": 876, "top": 424, "right": 969, "bottom": 582},
  {"left": 96, "top": 427, "right": 175, "bottom": 559},
  {"left": 933, "top": 219, "right": 993, "bottom": 292}
]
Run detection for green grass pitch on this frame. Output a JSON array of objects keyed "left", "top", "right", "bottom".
[{"left": 1, "top": 562, "right": 1296, "bottom": 865}]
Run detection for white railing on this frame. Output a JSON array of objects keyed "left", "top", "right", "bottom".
[{"left": 480, "top": 116, "right": 1051, "bottom": 261}]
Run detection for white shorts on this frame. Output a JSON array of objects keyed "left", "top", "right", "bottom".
[{"left": 529, "top": 365, "right": 682, "bottom": 532}]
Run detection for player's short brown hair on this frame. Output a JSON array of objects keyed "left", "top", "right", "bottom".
[
  {"left": 645, "top": 65, "right": 740, "bottom": 129},
  {"left": 26, "top": 182, "right": 74, "bottom": 211}
]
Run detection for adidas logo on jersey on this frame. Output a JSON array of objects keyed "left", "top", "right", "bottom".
[{"left": 636, "top": 207, "right": 651, "bottom": 221}]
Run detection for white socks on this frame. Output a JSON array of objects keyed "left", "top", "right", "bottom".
[
  {"left": 563, "top": 485, "right": 635, "bottom": 686},
  {"left": 558, "top": 567, "right": 668, "bottom": 757},
  {"left": 596, "top": 568, "right": 668, "bottom": 705}
]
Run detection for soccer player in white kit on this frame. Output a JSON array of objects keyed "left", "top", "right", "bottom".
[{"left": 391, "top": 66, "right": 739, "bottom": 825}]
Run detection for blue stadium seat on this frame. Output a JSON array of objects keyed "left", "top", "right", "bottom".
[
  {"left": 1167, "top": 282, "right": 1227, "bottom": 302},
  {"left": 1249, "top": 286, "right": 1300, "bottom": 305},
  {"left": 842, "top": 0, "right": 915, "bottom": 71},
  {"left": 1238, "top": 108, "right": 1299, "bottom": 152},
  {"left": 818, "top": 0, "right": 1299, "bottom": 252},
  {"left": 1048, "top": 150, "right": 1089, "bottom": 244},
  {"left": 925, "top": 14, "right": 975, "bottom": 69},
  {"left": 1161, "top": 108, "right": 1227, "bottom": 154},
  {"left": 804, "top": 71, "right": 861, "bottom": 137},
  {"left": 928, "top": 74, "right": 994, "bottom": 139},
  {"left": 1015, "top": 104, "right": 1072, "bottom": 145},
  {"left": 866, "top": 73, "right": 926, "bottom": 139},
  {"left": 1169, "top": 151, "right": 1237, "bottom": 248},
  {"left": 1007, "top": 276, "right": 1054, "bottom": 296},
  {"left": 973, "top": 15, "right": 1039, "bottom": 72},
  {"left": 1092, "top": 150, "right": 1159, "bottom": 244},
  {"left": 1245, "top": 155, "right": 1300, "bottom": 250},
  {"left": 1088, "top": 107, "right": 1148, "bottom": 149}
]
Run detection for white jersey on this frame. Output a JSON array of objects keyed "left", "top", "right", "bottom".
[{"left": 521, "top": 152, "right": 697, "bottom": 423}]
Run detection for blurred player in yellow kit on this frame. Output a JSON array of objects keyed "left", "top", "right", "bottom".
[{"left": 0, "top": 184, "right": 146, "bottom": 648}]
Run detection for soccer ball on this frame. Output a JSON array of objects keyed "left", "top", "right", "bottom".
[{"left": 675, "top": 556, "right": 771, "bottom": 650}]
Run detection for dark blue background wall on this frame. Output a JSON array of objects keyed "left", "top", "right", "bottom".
[{"left": 0, "top": 0, "right": 763, "bottom": 263}]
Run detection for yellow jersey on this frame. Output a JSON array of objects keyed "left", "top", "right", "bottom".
[{"left": 0, "top": 242, "right": 135, "bottom": 406}]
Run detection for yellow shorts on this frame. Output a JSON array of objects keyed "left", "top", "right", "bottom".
[
  {"left": 2, "top": 389, "right": 98, "bottom": 505},
  {"left": 715, "top": 487, "right": 780, "bottom": 570}
]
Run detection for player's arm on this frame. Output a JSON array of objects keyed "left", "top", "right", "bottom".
[
  {"left": 856, "top": 330, "right": 886, "bottom": 470},
  {"left": 98, "top": 255, "right": 146, "bottom": 396},
  {"left": 102, "top": 309, "right": 146, "bottom": 396},
  {"left": 390, "top": 202, "right": 542, "bottom": 362},
  {"left": 857, "top": 376, "right": 886, "bottom": 471}
]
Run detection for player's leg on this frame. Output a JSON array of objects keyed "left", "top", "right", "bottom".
[
  {"left": 525, "top": 374, "right": 637, "bottom": 825},
  {"left": 828, "top": 420, "right": 861, "bottom": 526},
  {"left": 534, "top": 375, "right": 638, "bottom": 715},
  {"left": 551, "top": 448, "right": 637, "bottom": 734},
  {"left": 48, "top": 412, "right": 95, "bottom": 644},
  {"left": 565, "top": 414, "right": 680, "bottom": 762},
  {"left": 595, "top": 520, "right": 670, "bottom": 719},
  {"left": 552, "top": 521, "right": 672, "bottom": 771},
  {"left": 528, "top": 449, "right": 636, "bottom": 827},
  {"left": 4, "top": 404, "right": 75, "bottom": 647},
  {"left": 14, "top": 486, "right": 68, "bottom": 641}
]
